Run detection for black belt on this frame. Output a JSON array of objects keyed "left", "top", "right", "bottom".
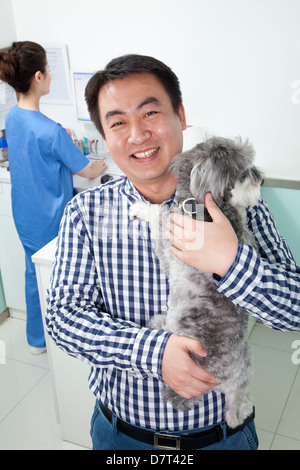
[{"left": 99, "top": 402, "right": 255, "bottom": 450}]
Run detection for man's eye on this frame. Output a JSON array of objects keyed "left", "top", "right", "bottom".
[
  {"left": 111, "top": 121, "right": 123, "bottom": 128},
  {"left": 145, "top": 111, "right": 157, "bottom": 117}
]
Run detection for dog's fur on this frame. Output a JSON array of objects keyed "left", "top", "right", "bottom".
[{"left": 129, "top": 136, "right": 263, "bottom": 428}]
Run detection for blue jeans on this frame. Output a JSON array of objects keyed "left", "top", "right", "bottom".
[{"left": 90, "top": 401, "right": 259, "bottom": 450}]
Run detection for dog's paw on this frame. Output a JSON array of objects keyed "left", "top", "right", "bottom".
[
  {"left": 236, "top": 395, "right": 253, "bottom": 424},
  {"left": 225, "top": 398, "right": 253, "bottom": 429},
  {"left": 129, "top": 201, "right": 150, "bottom": 221},
  {"left": 162, "top": 388, "right": 192, "bottom": 411},
  {"left": 162, "top": 387, "right": 203, "bottom": 411},
  {"left": 225, "top": 410, "right": 241, "bottom": 429}
]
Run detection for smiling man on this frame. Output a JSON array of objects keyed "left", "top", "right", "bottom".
[
  {"left": 46, "top": 54, "right": 300, "bottom": 451},
  {"left": 98, "top": 73, "right": 186, "bottom": 202}
]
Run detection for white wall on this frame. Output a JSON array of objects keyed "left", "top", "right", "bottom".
[
  {"left": 8, "top": 0, "right": 300, "bottom": 179},
  {"left": 0, "top": 0, "right": 16, "bottom": 49}
]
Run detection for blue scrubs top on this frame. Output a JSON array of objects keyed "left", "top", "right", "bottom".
[{"left": 5, "top": 106, "right": 89, "bottom": 249}]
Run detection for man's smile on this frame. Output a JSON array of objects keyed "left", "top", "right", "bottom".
[{"left": 131, "top": 147, "right": 160, "bottom": 159}]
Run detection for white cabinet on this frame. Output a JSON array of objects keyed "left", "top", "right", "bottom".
[
  {"left": 0, "top": 176, "right": 26, "bottom": 318},
  {"left": 33, "top": 239, "right": 94, "bottom": 449}
]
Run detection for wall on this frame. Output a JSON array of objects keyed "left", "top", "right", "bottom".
[
  {"left": 9, "top": 0, "right": 300, "bottom": 181},
  {"left": 0, "top": 0, "right": 16, "bottom": 48},
  {"left": 261, "top": 186, "right": 300, "bottom": 265}
]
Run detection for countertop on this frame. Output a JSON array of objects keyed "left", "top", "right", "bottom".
[
  {"left": 32, "top": 237, "right": 57, "bottom": 266},
  {"left": 0, "top": 155, "right": 124, "bottom": 190},
  {"left": 0, "top": 165, "right": 98, "bottom": 190}
]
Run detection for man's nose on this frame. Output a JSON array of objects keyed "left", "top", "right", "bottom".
[{"left": 128, "top": 121, "right": 151, "bottom": 146}]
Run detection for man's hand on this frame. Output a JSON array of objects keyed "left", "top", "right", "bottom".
[
  {"left": 161, "top": 334, "right": 219, "bottom": 399},
  {"left": 168, "top": 192, "right": 238, "bottom": 278}
]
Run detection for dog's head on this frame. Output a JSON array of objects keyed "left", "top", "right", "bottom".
[{"left": 171, "top": 136, "right": 263, "bottom": 207}]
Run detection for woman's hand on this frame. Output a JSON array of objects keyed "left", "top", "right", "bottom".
[{"left": 77, "top": 159, "right": 107, "bottom": 179}]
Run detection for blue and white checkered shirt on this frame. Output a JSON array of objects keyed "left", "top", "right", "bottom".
[{"left": 46, "top": 177, "right": 300, "bottom": 432}]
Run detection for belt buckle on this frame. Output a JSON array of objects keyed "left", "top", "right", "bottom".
[{"left": 154, "top": 433, "right": 181, "bottom": 450}]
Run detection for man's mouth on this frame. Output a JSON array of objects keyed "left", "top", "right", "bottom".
[{"left": 131, "top": 147, "right": 160, "bottom": 159}]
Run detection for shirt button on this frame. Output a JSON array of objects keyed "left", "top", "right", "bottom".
[
  {"left": 226, "top": 290, "right": 233, "bottom": 296},
  {"left": 162, "top": 306, "right": 168, "bottom": 312}
]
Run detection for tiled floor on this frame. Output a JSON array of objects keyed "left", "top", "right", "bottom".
[{"left": 0, "top": 316, "right": 300, "bottom": 450}]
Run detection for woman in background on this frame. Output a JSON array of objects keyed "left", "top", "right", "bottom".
[{"left": 0, "top": 41, "right": 106, "bottom": 354}]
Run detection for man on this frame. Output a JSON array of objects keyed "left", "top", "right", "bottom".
[{"left": 46, "top": 54, "right": 300, "bottom": 450}]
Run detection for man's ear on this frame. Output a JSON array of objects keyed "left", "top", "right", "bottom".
[
  {"left": 178, "top": 104, "right": 187, "bottom": 131},
  {"left": 104, "top": 137, "right": 110, "bottom": 154}
]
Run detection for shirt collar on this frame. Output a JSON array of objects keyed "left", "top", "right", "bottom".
[{"left": 120, "top": 176, "right": 179, "bottom": 207}]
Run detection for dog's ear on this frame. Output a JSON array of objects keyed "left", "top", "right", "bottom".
[
  {"left": 230, "top": 166, "right": 263, "bottom": 208},
  {"left": 170, "top": 147, "right": 201, "bottom": 181},
  {"left": 190, "top": 158, "right": 233, "bottom": 205}
]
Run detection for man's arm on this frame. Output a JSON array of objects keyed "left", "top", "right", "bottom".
[{"left": 45, "top": 198, "right": 170, "bottom": 380}]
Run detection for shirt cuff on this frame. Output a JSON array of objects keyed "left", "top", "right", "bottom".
[
  {"left": 130, "top": 327, "right": 172, "bottom": 380},
  {"left": 215, "top": 241, "right": 263, "bottom": 309}
]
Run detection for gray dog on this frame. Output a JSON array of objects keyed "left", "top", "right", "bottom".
[{"left": 129, "top": 136, "right": 263, "bottom": 428}]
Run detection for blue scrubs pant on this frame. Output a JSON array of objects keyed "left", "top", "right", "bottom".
[{"left": 24, "top": 246, "right": 46, "bottom": 348}]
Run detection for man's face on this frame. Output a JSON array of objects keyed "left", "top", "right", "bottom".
[{"left": 98, "top": 73, "right": 186, "bottom": 191}]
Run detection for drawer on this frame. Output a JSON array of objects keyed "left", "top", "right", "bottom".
[{"left": 0, "top": 183, "right": 12, "bottom": 217}]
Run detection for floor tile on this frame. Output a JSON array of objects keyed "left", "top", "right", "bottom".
[
  {"left": 0, "top": 317, "right": 49, "bottom": 369},
  {"left": 249, "top": 344, "right": 298, "bottom": 432},
  {"left": 256, "top": 428, "right": 274, "bottom": 450},
  {"left": 271, "top": 435, "right": 300, "bottom": 450},
  {"left": 250, "top": 323, "right": 300, "bottom": 353},
  {"left": 276, "top": 366, "right": 300, "bottom": 440},
  {"left": 0, "top": 358, "right": 48, "bottom": 423},
  {"left": 0, "top": 371, "right": 87, "bottom": 450}
]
